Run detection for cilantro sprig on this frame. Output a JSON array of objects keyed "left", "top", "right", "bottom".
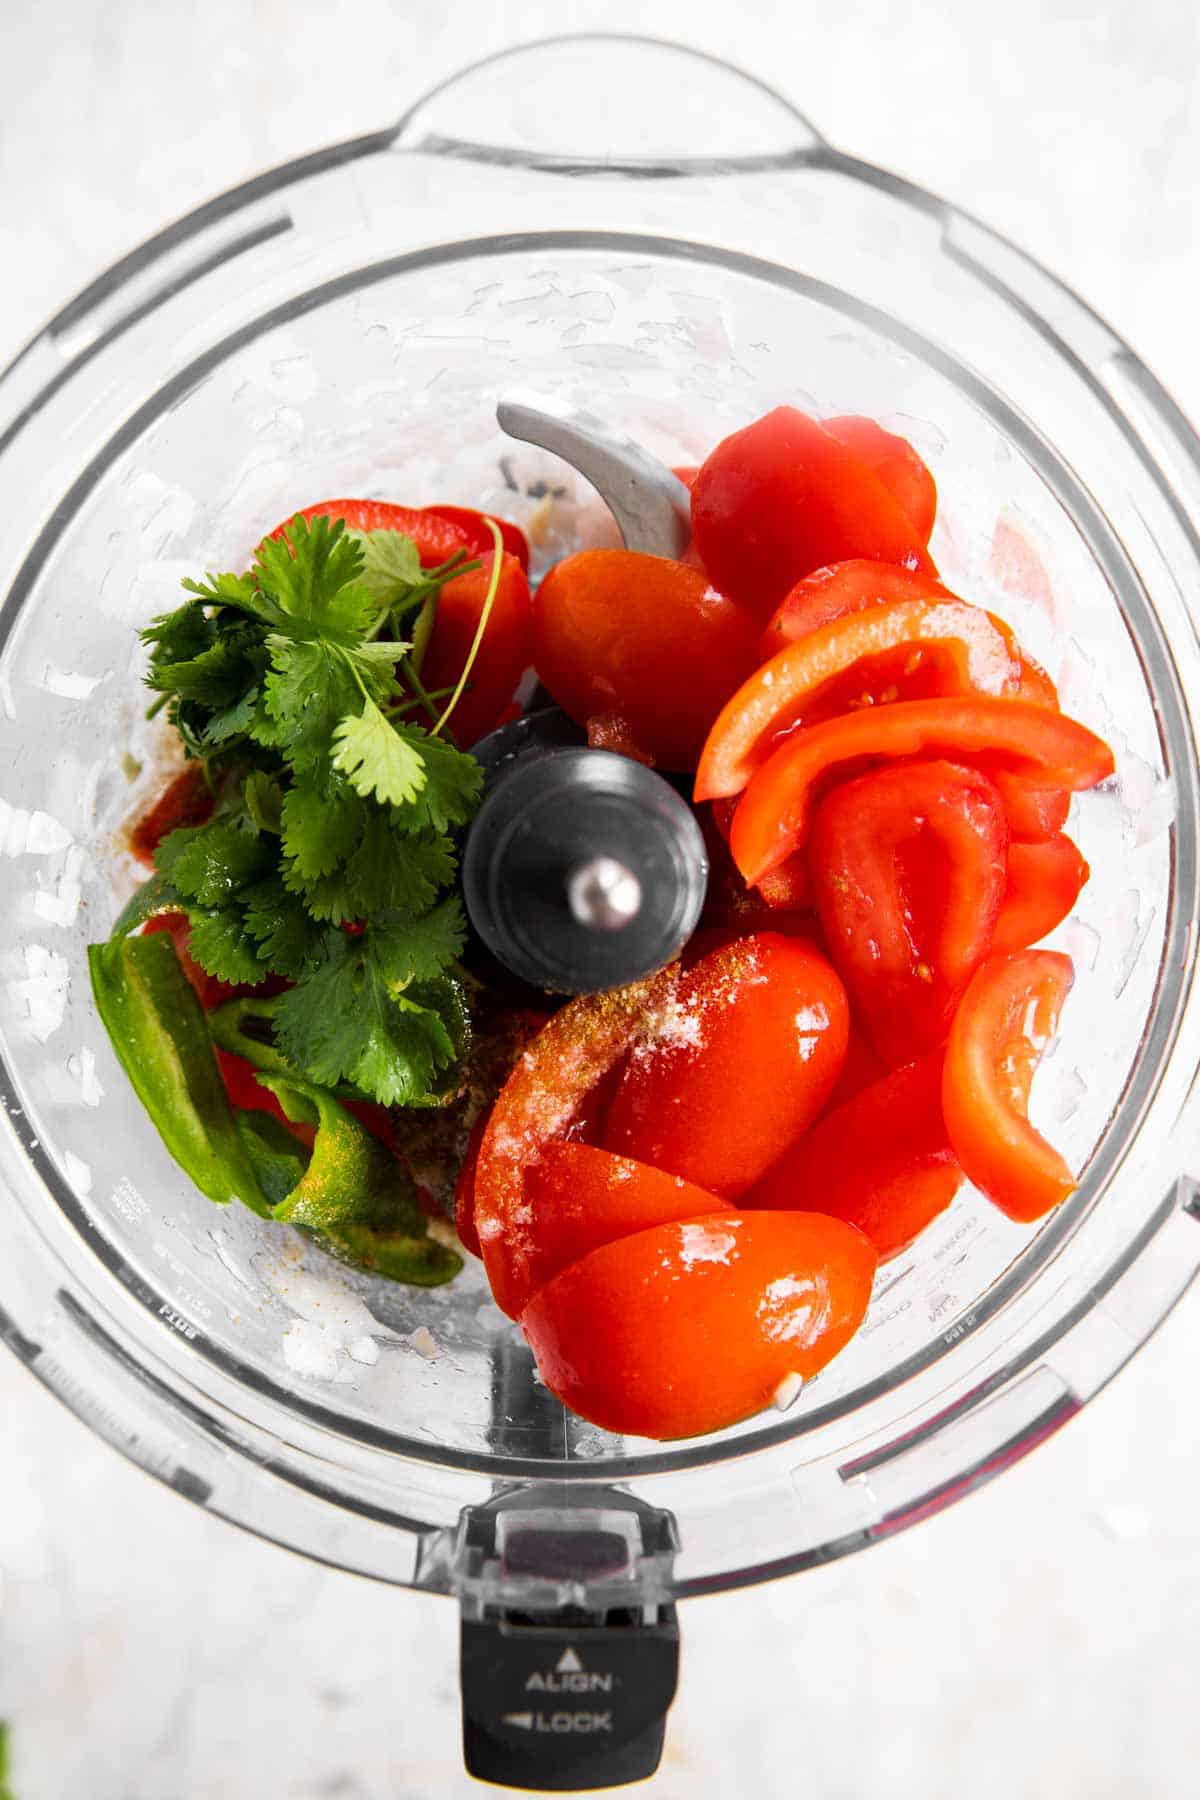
[{"left": 138, "top": 514, "right": 490, "bottom": 1107}]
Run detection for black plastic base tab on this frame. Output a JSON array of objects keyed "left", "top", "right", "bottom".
[
  {"left": 461, "top": 1609, "right": 680, "bottom": 1790},
  {"left": 455, "top": 1489, "right": 681, "bottom": 1791}
]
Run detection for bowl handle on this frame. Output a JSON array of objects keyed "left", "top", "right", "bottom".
[{"left": 393, "top": 33, "right": 824, "bottom": 169}]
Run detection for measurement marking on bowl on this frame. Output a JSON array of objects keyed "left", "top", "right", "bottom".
[{"left": 109, "top": 1176, "right": 149, "bottom": 1223}]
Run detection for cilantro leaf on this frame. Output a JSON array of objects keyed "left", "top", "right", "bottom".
[
  {"left": 146, "top": 622, "right": 268, "bottom": 710},
  {"left": 252, "top": 515, "right": 378, "bottom": 645},
  {"left": 287, "top": 815, "right": 456, "bottom": 923},
  {"left": 185, "top": 905, "right": 269, "bottom": 985},
  {"left": 180, "top": 570, "right": 259, "bottom": 612},
  {"left": 273, "top": 930, "right": 465, "bottom": 1106},
  {"left": 332, "top": 700, "right": 428, "bottom": 807},
  {"left": 141, "top": 599, "right": 215, "bottom": 667},
  {"left": 369, "top": 897, "right": 468, "bottom": 990},
  {"left": 155, "top": 821, "right": 273, "bottom": 907},
  {"left": 341, "top": 992, "right": 456, "bottom": 1105},
  {"left": 203, "top": 686, "right": 262, "bottom": 747},
  {"left": 241, "top": 877, "right": 326, "bottom": 979},
  {"left": 259, "top": 638, "right": 361, "bottom": 771},
  {"left": 281, "top": 774, "right": 363, "bottom": 880},
  {"left": 384, "top": 723, "right": 483, "bottom": 833},
  {"left": 243, "top": 770, "right": 284, "bottom": 835},
  {"left": 352, "top": 528, "right": 424, "bottom": 605}
]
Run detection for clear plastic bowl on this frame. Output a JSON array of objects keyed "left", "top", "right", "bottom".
[{"left": 1, "top": 34, "right": 1200, "bottom": 1598}]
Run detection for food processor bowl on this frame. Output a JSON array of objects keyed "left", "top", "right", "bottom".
[{"left": 2, "top": 30, "right": 1200, "bottom": 1781}]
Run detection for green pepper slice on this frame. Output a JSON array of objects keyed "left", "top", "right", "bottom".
[{"left": 87, "top": 933, "right": 271, "bottom": 1216}]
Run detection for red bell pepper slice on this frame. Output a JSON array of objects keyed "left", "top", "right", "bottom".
[
  {"left": 695, "top": 596, "right": 1021, "bottom": 801},
  {"left": 729, "top": 696, "right": 1114, "bottom": 886},
  {"left": 266, "top": 498, "right": 472, "bottom": 566},
  {"left": 419, "top": 551, "right": 533, "bottom": 749},
  {"left": 942, "top": 949, "right": 1076, "bottom": 1221},
  {"left": 809, "top": 759, "right": 1009, "bottom": 1063},
  {"left": 745, "top": 1054, "right": 961, "bottom": 1259},
  {"left": 992, "top": 836, "right": 1089, "bottom": 953},
  {"left": 421, "top": 503, "right": 530, "bottom": 570},
  {"left": 520, "top": 1210, "right": 877, "bottom": 1440},
  {"left": 757, "top": 559, "right": 1059, "bottom": 712},
  {"left": 690, "top": 406, "right": 937, "bottom": 618},
  {"left": 823, "top": 417, "right": 938, "bottom": 543},
  {"left": 532, "top": 549, "right": 760, "bottom": 771},
  {"left": 603, "top": 932, "right": 849, "bottom": 1199}
]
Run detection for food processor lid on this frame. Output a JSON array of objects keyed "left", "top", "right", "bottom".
[{"left": 1, "top": 29, "right": 1200, "bottom": 1668}]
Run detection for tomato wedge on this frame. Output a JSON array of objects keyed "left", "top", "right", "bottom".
[
  {"left": 473, "top": 968, "right": 679, "bottom": 1318},
  {"left": 267, "top": 498, "right": 471, "bottom": 566},
  {"left": 992, "top": 836, "right": 1089, "bottom": 953},
  {"left": 420, "top": 550, "right": 532, "bottom": 749},
  {"left": 696, "top": 596, "right": 1020, "bottom": 801},
  {"left": 990, "top": 770, "right": 1071, "bottom": 842},
  {"left": 729, "top": 697, "right": 1115, "bottom": 886},
  {"left": 704, "top": 797, "right": 812, "bottom": 915},
  {"left": 532, "top": 550, "right": 760, "bottom": 770},
  {"left": 942, "top": 949, "right": 1076, "bottom": 1222},
  {"left": 129, "top": 765, "right": 213, "bottom": 867},
  {"left": 690, "top": 406, "right": 937, "bottom": 617},
  {"left": 746, "top": 1054, "right": 960, "bottom": 1259},
  {"left": 524, "top": 1143, "right": 734, "bottom": 1294},
  {"left": 757, "top": 559, "right": 1059, "bottom": 711},
  {"left": 825, "top": 1028, "right": 889, "bottom": 1109},
  {"left": 604, "top": 933, "right": 848, "bottom": 1197},
  {"left": 823, "top": 417, "right": 938, "bottom": 543},
  {"left": 422, "top": 503, "right": 530, "bottom": 570},
  {"left": 520, "top": 1211, "right": 877, "bottom": 1439},
  {"left": 809, "top": 760, "right": 1008, "bottom": 1063}
]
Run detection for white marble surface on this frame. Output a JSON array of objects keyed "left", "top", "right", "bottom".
[{"left": 2, "top": 1, "right": 1200, "bottom": 1795}]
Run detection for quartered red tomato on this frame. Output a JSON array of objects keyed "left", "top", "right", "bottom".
[
  {"left": 823, "top": 417, "right": 938, "bottom": 543},
  {"left": 809, "top": 760, "right": 1008, "bottom": 1064},
  {"left": 690, "top": 407, "right": 938, "bottom": 617},
  {"left": 746, "top": 1054, "right": 960, "bottom": 1259},
  {"left": 992, "top": 835, "right": 1089, "bottom": 953},
  {"left": 420, "top": 550, "right": 533, "bottom": 749},
  {"left": 524, "top": 1143, "right": 734, "bottom": 1294},
  {"left": 729, "top": 696, "right": 1115, "bottom": 886},
  {"left": 532, "top": 549, "right": 760, "bottom": 770},
  {"left": 988, "top": 770, "right": 1072, "bottom": 842},
  {"left": 473, "top": 968, "right": 680, "bottom": 1318},
  {"left": 695, "top": 595, "right": 1020, "bottom": 801},
  {"left": 521, "top": 1210, "right": 877, "bottom": 1439},
  {"left": 603, "top": 933, "right": 849, "bottom": 1197},
  {"left": 703, "top": 797, "right": 812, "bottom": 919},
  {"left": 942, "top": 949, "right": 1076, "bottom": 1221}
]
